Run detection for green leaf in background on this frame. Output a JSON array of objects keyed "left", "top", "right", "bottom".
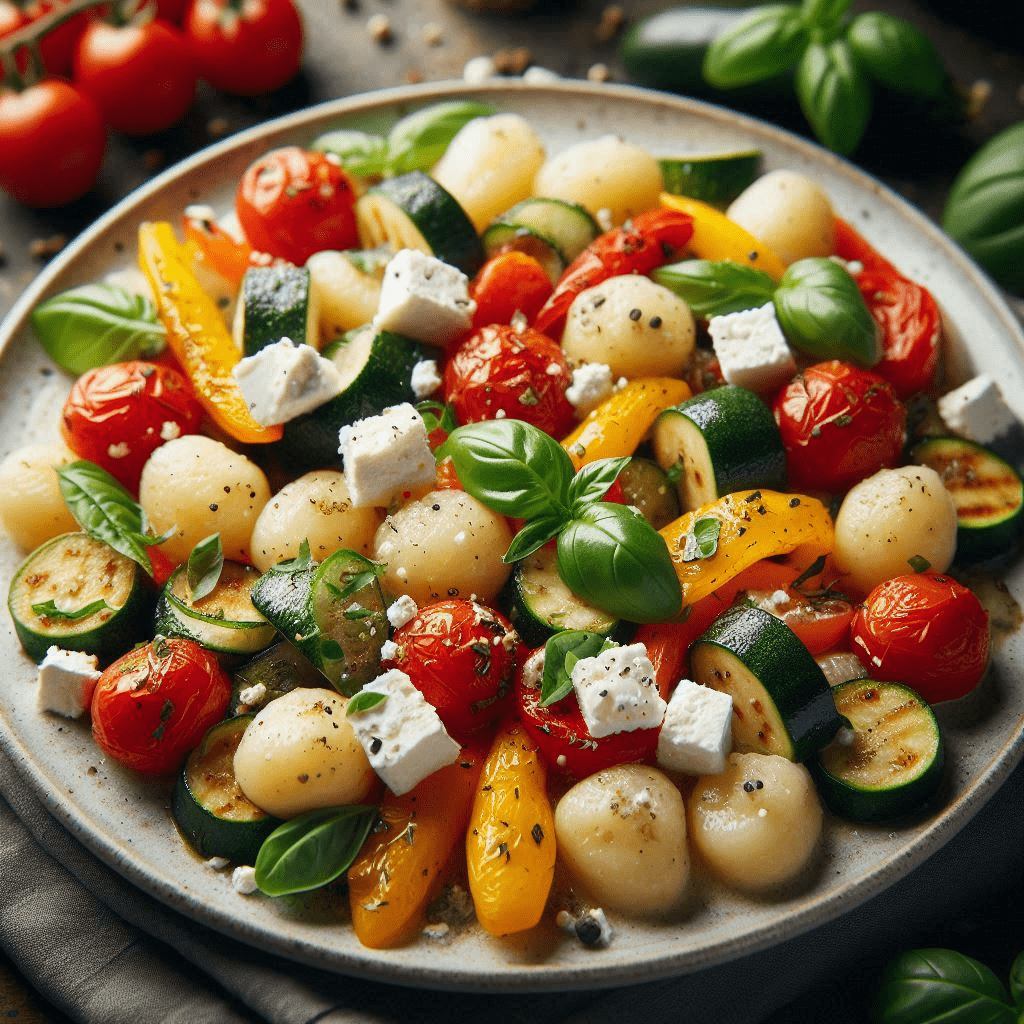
[
  {"left": 773, "top": 257, "right": 880, "bottom": 365},
  {"left": 798, "top": 0, "right": 850, "bottom": 35},
  {"left": 1009, "top": 950, "right": 1024, "bottom": 1008},
  {"left": 703, "top": 5, "right": 808, "bottom": 88},
  {"left": 795, "top": 39, "right": 872, "bottom": 156},
  {"left": 654, "top": 259, "right": 778, "bottom": 319},
  {"left": 385, "top": 100, "right": 496, "bottom": 175},
  {"left": 310, "top": 129, "right": 389, "bottom": 178},
  {"left": 540, "top": 630, "right": 611, "bottom": 707},
  {"left": 254, "top": 805, "right": 379, "bottom": 897},
  {"left": 187, "top": 534, "right": 223, "bottom": 602},
  {"left": 31, "top": 283, "right": 166, "bottom": 377},
  {"left": 566, "top": 457, "right": 630, "bottom": 516},
  {"left": 846, "top": 12, "right": 948, "bottom": 99}
]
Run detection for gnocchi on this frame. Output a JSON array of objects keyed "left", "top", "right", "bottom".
[{"left": 0, "top": 441, "right": 79, "bottom": 551}]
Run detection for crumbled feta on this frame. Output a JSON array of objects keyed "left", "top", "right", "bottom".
[
  {"left": 387, "top": 594, "right": 419, "bottom": 629},
  {"left": 410, "top": 358, "right": 443, "bottom": 399},
  {"left": 202, "top": 856, "right": 230, "bottom": 871},
  {"left": 520, "top": 647, "right": 545, "bottom": 690},
  {"left": 463, "top": 54, "right": 497, "bottom": 84},
  {"left": 237, "top": 682, "right": 267, "bottom": 708},
  {"left": 231, "top": 865, "right": 259, "bottom": 894},
  {"left": 708, "top": 302, "right": 796, "bottom": 394},
  {"left": 566, "top": 362, "right": 615, "bottom": 418},
  {"left": 571, "top": 643, "right": 667, "bottom": 738},
  {"left": 373, "top": 249, "right": 476, "bottom": 348},
  {"left": 338, "top": 402, "right": 436, "bottom": 507},
  {"left": 348, "top": 669, "right": 461, "bottom": 795},
  {"left": 36, "top": 646, "right": 101, "bottom": 718},
  {"left": 656, "top": 677, "right": 733, "bottom": 776},
  {"left": 379, "top": 639, "right": 400, "bottom": 661},
  {"left": 232, "top": 338, "right": 343, "bottom": 426},
  {"left": 159, "top": 420, "right": 181, "bottom": 441},
  {"left": 106, "top": 442, "right": 130, "bottom": 459},
  {"left": 937, "top": 374, "right": 1018, "bottom": 445}
]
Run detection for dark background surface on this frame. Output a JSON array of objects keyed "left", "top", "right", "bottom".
[{"left": 1, "top": 0, "right": 1023, "bottom": 1019}]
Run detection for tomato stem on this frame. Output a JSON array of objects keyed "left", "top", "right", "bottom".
[{"left": 0, "top": 0, "right": 112, "bottom": 61}]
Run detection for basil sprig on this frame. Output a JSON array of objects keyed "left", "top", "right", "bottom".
[
  {"left": 254, "top": 805, "right": 379, "bottom": 897},
  {"left": 439, "top": 420, "right": 682, "bottom": 623},
  {"left": 703, "top": 0, "right": 954, "bottom": 155},
  {"left": 31, "top": 283, "right": 166, "bottom": 376},
  {"left": 186, "top": 534, "right": 223, "bottom": 602},
  {"left": 540, "top": 630, "right": 615, "bottom": 707}
]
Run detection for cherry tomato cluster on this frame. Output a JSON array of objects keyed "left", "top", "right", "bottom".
[{"left": 0, "top": 0, "right": 304, "bottom": 208}]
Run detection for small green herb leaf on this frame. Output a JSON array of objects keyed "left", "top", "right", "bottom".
[
  {"left": 795, "top": 39, "right": 873, "bottom": 157},
  {"left": 347, "top": 691, "right": 389, "bottom": 716},
  {"left": 310, "top": 129, "right": 389, "bottom": 178},
  {"left": 385, "top": 101, "right": 496, "bottom": 176},
  {"left": 31, "top": 597, "right": 111, "bottom": 621},
  {"left": 567, "top": 457, "right": 630, "bottom": 516},
  {"left": 504, "top": 516, "right": 565, "bottom": 564},
  {"left": 653, "top": 259, "right": 778, "bottom": 319},
  {"left": 254, "top": 805, "right": 379, "bottom": 897},
  {"left": 417, "top": 399, "right": 459, "bottom": 438},
  {"left": 540, "top": 630, "right": 611, "bottom": 707},
  {"left": 908, "top": 554, "right": 932, "bottom": 573},
  {"left": 703, "top": 5, "right": 808, "bottom": 88},
  {"left": 272, "top": 539, "right": 314, "bottom": 574},
  {"left": 187, "top": 534, "right": 223, "bottom": 601},
  {"left": 682, "top": 516, "right": 722, "bottom": 561}
]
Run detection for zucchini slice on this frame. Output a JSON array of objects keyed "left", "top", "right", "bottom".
[
  {"left": 691, "top": 603, "right": 842, "bottom": 761},
  {"left": 617, "top": 457, "right": 681, "bottom": 530},
  {"left": 652, "top": 384, "right": 787, "bottom": 512},
  {"left": 250, "top": 548, "right": 388, "bottom": 695},
  {"left": 233, "top": 264, "right": 320, "bottom": 356},
  {"left": 812, "top": 679, "right": 945, "bottom": 822},
  {"left": 659, "top": 150, "right": 761, "bottom": 208},
  {"left": 8, "top": 532, "right": 152, "bottom": 663},
  {"left": 171, "top": 714, "right": 282, "bottom": 863},
  {"left": 911, "top": 436, "right": 1024, "bottom": 562},
  {"left": 155, "top": 562, "right": 276, "bottom": 659},
  {"left": 480, "top": 222, "right": 566, "bottom": 284},
  {"left": 355, "top": 170, "right": 485, "bottom": 277},
  {"left": 229, "top": 640, "right": 325, "bottom": 715}
]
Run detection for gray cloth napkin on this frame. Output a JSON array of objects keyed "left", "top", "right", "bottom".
[{"left": 2, "top": 737, "right": 1022, "bottom": 1024}]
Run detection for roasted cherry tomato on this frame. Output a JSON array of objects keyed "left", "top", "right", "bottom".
[
  {"left": 773, "top": 360, "right": 906, "bottom": 494},
  {"left": 850, "top": 571, "right": 990, "bottom": 704},
  {"left": 469, "top": 250, "right": 553, "bottom": 331},
  {"left": 443, "top": 323, "right": 577, "bottom": 438},
  {"left": 61, "top": 361, "right": 204, "bottom": 493},
  {"left": 833, "top": 218, "right": 942, "bottom": 400},
  {"left": 235, "top": 147, "right": 358, "bottom": 265},
  {"left": 381, "top": 599, "right": 520, "bottom": 741},
  {"left": 744, "top": 588, "right": 856, "bottom": 656},
  {"left": 91, "top": 636, "right": 232, "bottom": 774},
  {"left": 532, "top": 208, "right": 694, "bottom": 339}
]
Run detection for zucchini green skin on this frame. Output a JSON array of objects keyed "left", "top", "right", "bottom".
[
  {"left": 617, "top": 457, "right": 680, "bottom": 530},
  {"left": 490, "top": 197, "right": 599, "bottom": 265},
  {"left": 658, "top": 151, "right": 761, "bottom": 208},
  {"left": 812, "top": 680, "right": 945, "bottom": 822},
  {"left": 480, "top": 222, "right": 565, "bottom": 284},
  {"left": 229, "top": 640, "right": 325, "bottom": 715},
  {"left": 171, "top": 715, "right": 282, "bottom": 863},
  {"left": 691, "top": 604, "right": 842, "bottom": 762},
  {"left": 8, "top": 532, "right": 153, "bottom": 663},
  {"left": 236, "top": 264, "right": 318, "bottom": 356}
]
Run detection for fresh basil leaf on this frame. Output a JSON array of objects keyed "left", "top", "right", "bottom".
[
  {"left": 874, "top": 948, "right": 1015, "bottom": 1024},
  {"left": 254, "top": 805, "right": 379, "bottom": 897},
  {"left": 682, "top": 516, "right": 722, "bottom": 561},
  {"left": 798, "top": 0, "right": 850, "bottom": 33},
  {"left": 272, "top": 539, "right": 314, "bottom": 574},
  {"left": 347, "top": 691, "right": 389, "bottom": 716},
  {"left": 846, "top": 12, "right": 947, "bottom": 100},
  {"left": 385, "top": 101, "right": 496, "bottom": 176},
  {"left": 703, "top": 5, "right": 808, "bottom": 89},
  {"left": 31, "top": 597, "right": 111, "bottom": 621},
  {"left": 57, "top": 460, "right": 156, "bottom": 574},
  {"left": 439, "top": 419, "right": 574, "bottom": 521},
  {"left": 187, "top": 533, "right": 223, "bottom": 601},
  {"left": 795, "top": 39, "right": 872, "bottom": 156},
  {"left": 556, "top": 503, "right": 682, "bottom": 623},
  {"left": 567, "top": 457, "right": 630, "bottom": 516},
  {"left": 540, "top": 630, "right": 610, "bottom": 707},
  {"left": 417, "top": 399, "right": 459, "bottom": 437},
  {"left": 653, "top": 260, "right": 778, "bottom": 319},
  {"left": 31, "top": 283, "right": 166, "bottom": 377},
  {"left": 504, "top": 516, "right": 565, "bottom": 564},
  {"left": 773, "top": 257, "right": 880, "bottom": 365},
  {"left": 310, "top": 129, "right": 389, "bottom": 178}
]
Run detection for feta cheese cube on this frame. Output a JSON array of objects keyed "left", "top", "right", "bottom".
[
  {"left": 348, "top": 669, "right": 461, "bottom": 794},
  {"left": 337, "top": 402, "right": 436, "bottom": 507},
  {"left": 410, "top": 358, "right": 443, "bottom": 399},
  {"left": 387, "top": 594, "right": 419, "bottom": 629},
  {"left": 566, "top": 362, "right": 615, "bottom": 417},
  {"left": 36, "top": 645, "right": 101, "bottom": 718},
  {"left": 373, "top": 249, "right": 476, "bottom": 348},
  {"left": 571, "top": 643, "right": 667, "bottom": 738},
  {"left": 937, "top": 374, "right": 1018, "bottom": 445},
  {"left": 656, "top": 677, "right": 733, "bottom": 776},
  {"left": 708, "top": 303, "right": 796, "bottom": 394},
  {"left": 232, "top": 338, "right": 343, "bottom": 426}
]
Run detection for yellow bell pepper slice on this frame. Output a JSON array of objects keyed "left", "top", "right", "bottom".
[
  {"left": 659, "top": 192, "right": 787, "bottom": 282},
  {"left": 138, "top": 220, "right": 282, "bottom": 445},
  {"left": 348, "top": 749, "right": 484, "bottom": 949},
  {"left": 659, "top": 489, "right": 834, "bottom": 608},
  {"left": 562, "top": 377, "right": 692, "bottom": 470},
  {"left": 466, "top": 719, "right": 556, "bottom": 937}
]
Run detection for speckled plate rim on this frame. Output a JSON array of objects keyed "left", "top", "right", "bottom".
[{"left": 2, "top": 79, "right": 1023, "bottom": 995}]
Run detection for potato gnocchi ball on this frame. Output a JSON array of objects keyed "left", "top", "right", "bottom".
[
  {"left": 372, "top": 489, "right": 513, "bottom": 605},
  {"left": 0, "top": 441, "right": 79, "bottom": 551},
  {"left": 234, "top": 687, "right": 375, "bottom": 818},
  {"left": 561, "top": 275, "right": 696, "bottom": 380},
  {"left": 250, "top": 470, "right": 381, "bottom": 572},
  {"left": 138, "top": 435, "right": 271, "bottom": 564}
]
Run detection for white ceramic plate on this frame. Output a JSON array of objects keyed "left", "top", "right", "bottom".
[{"left": 2, "top": 81, "right": 1023, "bottom": 994}]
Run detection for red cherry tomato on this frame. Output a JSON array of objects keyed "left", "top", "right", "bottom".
[
  {"left": 773, "top": 360, "right": 906, "bottom": 494},
  {"left": 1, "top": 0, "right": 89, "bottom": 77},
  {"left": 73, "top": 18, "right": 197, "bottom": 136},
  {"left": 469, "top": 250, "right": 553, "bottom": 331},
  {"left": 0, "top": 80, "right": 105, "bottom": 208},
  {"left": 381, "top": 599, "right": 520, "bottom": 741},
  {"left": 156, "top": 0, "right": 189, "bottom": 23},
  {"left": 61, "top": 361, "right": 204, "bottom": 493},
  {"left": 443, "top": 323, "right": 577, "bottom": 437},
  {"left": 91, "top": 637, "right": 232, "bottom": 774},
  {"left": 744, "top": 589, "right": 856, "bottom": 656},
  {"left": 850, "top": 572, "right": 990, "bottom": 704},
  {"left": 833, "top": 218, "right": 941, "bottom": 400},
  {"left": 532, "top": 208, "right": 694, "bottom": 339},
  {"left": 235, "top": 147, "right": 359, "bottom": 265},
  {"left": 184, "top": 0, "right": 304, "bottom": 96}
]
